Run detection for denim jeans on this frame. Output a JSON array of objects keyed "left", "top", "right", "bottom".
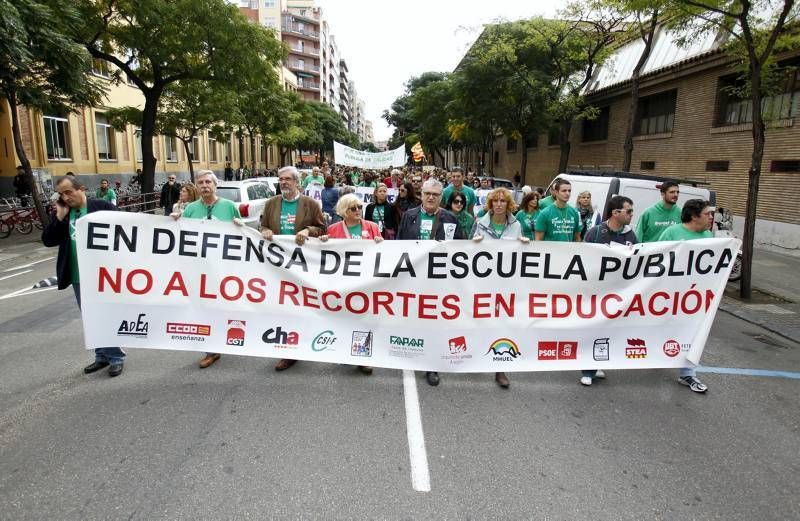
[
  {"left": 582, "top": 370, "right": 597, "bottom": 378},
  {"left": 73, "top": 284, "right": 126, "bottom": 364},
  {"left": 679, "top": 367, "right": 696, "bottom": 378}
]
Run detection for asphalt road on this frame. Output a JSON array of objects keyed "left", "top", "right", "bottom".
[{"left": 0, "top": 236, "right": 798, "bottom": 520}]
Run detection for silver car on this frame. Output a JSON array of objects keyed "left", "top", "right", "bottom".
[{"left": 215, "top": 180, "right": 274, "bottom": 228}]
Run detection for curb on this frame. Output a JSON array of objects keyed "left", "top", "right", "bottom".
[{"left": 718, "top": 300, "right": 797, "bottom": 344}]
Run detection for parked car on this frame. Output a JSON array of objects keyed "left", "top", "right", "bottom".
[
  {"left": 215, "top": 180, "right": 274, "bottom": 228},
  {"left": 253, "top": 176, "right": 280, "bottom": 195},
  {"left": 477, "top": 176, "right": 514, "bottom": 189}
]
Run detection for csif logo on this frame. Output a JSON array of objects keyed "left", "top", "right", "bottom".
[
  {"left": 262, "top": 326, "right": 300, "bottom": 348},
  {"left": 117, "top": 313, "right": 149, "bottom": 338},
  {"left": 625, "top": 338, "right": 647, "bottom": 359},
  {"left": 312, "top": 330, "right": 337, "bottom": 352}
]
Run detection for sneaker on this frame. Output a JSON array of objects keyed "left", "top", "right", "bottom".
[
  {"left": 678, "top": 376, "right": 708, "bottom": 393},
  {"left": 595, "top": 370, "right": 606, "bottom": 379},
  {"left": 580, "top": 376, "right": 592, "bottom": 386}
]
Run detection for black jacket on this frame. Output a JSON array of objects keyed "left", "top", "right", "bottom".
[
  {"left": 397, "top": 207, "right": 464, "bottom": 240},
  {"left": 364, "top": 202, "right": 398, "bottom": 232},
  {"left": 42, "top": 199, "right": 117, "bottom": 290},
  {"left": 160, "top": 181, "right": 181, "bottom": 208}
]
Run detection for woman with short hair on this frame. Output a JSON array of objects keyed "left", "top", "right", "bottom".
[{"left": 324, "top": 194, "right": 384, "bottom": 241}]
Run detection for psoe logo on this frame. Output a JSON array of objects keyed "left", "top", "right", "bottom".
[
  {"left": 351, "top": 331, "right": 373, "bottom": 357},
  {"left": 166, "top": 323, "right": 211, "bottom": 336},
  {"left": 117, "top": 313, "right": 148, "bottom": 338},
  {"left": 390, "top": 336, "right": 424, "bottom": 347},
  {"left": 662, "top": 339, "right": 681, "bottom": 358},
  {"left": 625, "top": 338, "right": 647, "bottom": 359},
  {"left": 537, "top": 341, "right": 578, "bottom": 361},
  {"left": 226, "top": 320, "right": 246, "bottom": 347},
  {"left": 486, "top": 338, "right": 521, "bottom": 361},
  {"left": 262, "top": 326, "right": 300, "bottom": 348},
  {"left": 312, "top": 330, "right": 337, "bottom": 352}
]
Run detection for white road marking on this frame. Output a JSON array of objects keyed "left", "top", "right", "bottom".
[
  {"left": 0, "top": 269, "right": 33, "bottom": 281},
  {"left": 0, "top": 285, "right": 57, "bottom": 300},
  {"left": 402, "top": 370, "right": 431, "bottom": 492},
  {"left": 2, "top": 256, "right": 55, "bottom": 272}
]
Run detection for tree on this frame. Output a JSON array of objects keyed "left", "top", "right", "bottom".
[
  {"left": 298, "top": 101, "right": 351, "bottom": 163},
  {"left": 383, "top": 72, "right": 449, "bottom": 157},
  {"left": 0, "top": 0, "right": 105, "bottom": 225},
  {"left": 74, "top": 0, "right": 283, "bottom": 196},
  {"left": 409, "top": 75, "right": 454, "bottom": 167},
  {"left": 672, "top": 0, "right": 798, "bottom": 298}
]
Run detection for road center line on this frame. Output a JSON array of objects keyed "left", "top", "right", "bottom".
[
  {"left": 697, "top": 365, "right": 800, "bottom": 380},
  {"left": 0, "top": 269, "right": 33, "bottom": 281},
  {"left": 2, "top": 256, "right": 55, "bottom": 272},
  {"left": 402, "top": 370, "right": 431, "bottom": 492}
]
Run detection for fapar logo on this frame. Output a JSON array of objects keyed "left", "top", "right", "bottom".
[
  {"left": 593, "top": 338, "right": 610, "bottom": 361},
  {"left": 390, "top": 336, "right": 424, "bottom": 347},
  {"left": 117, "top": 313, "right": 148, "bottom": 338},
  {"left": 167, "top": 322, "right": 210, "bottom": 342},
  {"left": 351, "top": 331, "right": 373, "bottom": 357},
  {"left": 486, "top": 338, "right": 521, "bottom": 361},
  {"left": 625, "top": 338, "right": 647, "bottom": 359},
  {"left": 537, "top": 341, "right": 577, "bottom": 360},
  {"left": 226, "top": 320, "right": 246, "bottom": 347},
  {"left": 312, "top": 330, "right": 337, "bottom": 352},
  {"left": 662, "top": 339, "right": 681, "bottom": 358},
  {"left": 388, "top": 335, "right": 424, "bottom": 359},
  {"left": 262, "top": 326, "right": 300, "bottom": 349},
  {"left": 448, "top": 336, "right": 467, "bottom": 354}
]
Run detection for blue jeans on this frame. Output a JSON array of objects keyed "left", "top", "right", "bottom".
[
  {"left": 679, "top": 367, "right": 696, "bottom": 378},
  {"left": 582, "top": 370, "right": 597, "bottom": 378},
  {"left": 73, "top": 284, "right": 126, "bottom": 364}
]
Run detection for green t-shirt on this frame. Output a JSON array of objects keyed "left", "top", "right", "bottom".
[
  {"left": 443, "top": 184, "right": 477, "bottom": 209},
  {"left": 657, "top": 224, "right": 713, "bottom": 241},
  {"left": 69, "top": 207, "right": 88, "bottom": 284},
  {"left": 534, "top": 204, "right": 581, "bottom": 242},
  {"left": 515, "top": 210, "right": 539, "bottom": 240},
  {"left": 490, "top": 221, "right": 506, "bottom": 236},
  {"left": 302, "top": 175, "right": 325, "bottom": 188},
  {"left": 538, "top": 195, "right": 554, "bottom": 210},
  {"left": 419, "top": 211, "right": 435, "bottom": 240},
  {"left": 636, "top": 201, "right": 682, "bottom": 243},
  {"left": 371, "top": 204, "right": 386, "bottom": 232},
  {"left": 358, "top": 181, "right": 377, "bottom": 188},
  {"left": 182, "top": 198, "right": 241, "bottom": 221},
  {"left": 95, "top": 188, "right": 116, "bottom": 203},
  {"left": 279, "top": 199, "right": 299, "bottom": 235},
  {"left": 347, "top": 222, "right": 363, "bottom": 239}
]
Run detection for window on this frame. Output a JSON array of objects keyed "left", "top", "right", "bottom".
[
  {"left": 134, "top": 127, "right": 143, "bottom": 162},
  {"left": 188, "top": 136, "right": 200, "bottom": 161},
  {"left": 640, "top": 161, "right": 656, "bottom": 170},
  {"left": 43, "top": 114, "right": 71, "bottom": 160},
  {"left": 506, "top": 137, "right": 517, "bottom": 152},
  {"left": 264, "top": 0, "right": 276, "bottom": 7},
  {"left": 208, "top": 136, "right": 218, "bottom": 162},
  {"left": 706, "top": 160, "right": 729, "bottom": 172},
  {"left": 165, "top": 137, "right": 178, "bottom": 162},
  {"left": 636, "top": 90, "right": 676, "bottom": 135},
  {"left": 582, "top": 106, "right": 610, "bottom": 142},
  {"left": 92, "top": 59, "right": 110, "bottom": 78},
  {"left": 225, "top": 140, "right": 232, "bottom": 162},
  {"left": 717, "top": 68, "right": 799, "bottom": 125},
  {"left": 95, "top": 112, "right": 116, "bottom": 160},
  {"left": 770, "top": 160, "right": 800, "bottom": 173},
  {"left": 263, "top": 17, "right": 277, "bottom": 28}
]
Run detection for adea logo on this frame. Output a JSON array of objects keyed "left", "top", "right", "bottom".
[
  {"left": 166, "top": 323, "right": 211, "bottom": 336},
  {"left": 351, "top": 331, "right": 373, "bottom": 357},
  {"left": 262, "top": 326, "right": 300, "bottom": 348},
  {"left": 625, "top": 338, "right": 647, "bottom": 359},
  {"left": 537, "top": 341, "right": 577, "bottom": 360},
  {"left": 390, "top": 336, "right": 424, "bottom": 347},
  {"left": 663, "top": 339, "right": 681, "bottom": 358},
  {"left": 486, "top": 338, "right": 521, "bottom": 361},
  {"left": 226, "top": 320, "right": 246, "bottom": 347},
  {"left": 312, "top": 330, "right": 336, "bottom": 352},
  {"left": 449, "top": 336, "right": 467, "bottom": 354},
  {"left": 117, "top": 313, "right": 148, "bottom": 338}
]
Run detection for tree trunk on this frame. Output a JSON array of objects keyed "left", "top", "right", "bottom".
[
  {"left": 250, "top": 136, "right": 257, "bottom": 177},
  {"left": 181, "top": 139, "right": 195, "bottom": 182},
  {"left": 558, "top": 119, "right": 573, "bottom": 175},
  {"left": 140, "top": 92, "right": 161, "bottom": 212},
  {"left": 520, "top": 145, "right": 528, "bottom": 186},
  {"left": 622, "top": 12, "right": 658, "bottom": 172},
  {"left": 238, "top": 128, "right": 245, "bottom": 169},
  {"left": 436, "top": 148, "right": 446, "bottom": 168},
  {"left": 7, "top": 92, "right": 49, "bottom": 227}
]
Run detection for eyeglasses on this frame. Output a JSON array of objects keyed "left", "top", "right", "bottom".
[
  {"left": 452, "top": 200, "right": 465, "bottom": 205},
  {"left": 412, "top": 179, "right": 422, "bottom": 183},
  {"left": 349, "top": 206, "right": 362, "bottom": 212},
  {"left": 422, "top": 191, "right": 442, "bottom": 198}
]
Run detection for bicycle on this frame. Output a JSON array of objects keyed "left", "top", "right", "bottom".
[{"left": 0, "top": 207, "right": 39, "bottom": 238}]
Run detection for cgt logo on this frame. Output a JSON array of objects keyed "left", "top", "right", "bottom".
[
  {"left": 226, "top": 320, "right": 246, "bottom": 347},
  {"left": 538, "top": 341, "right": 578, "bottom": 361},
  {"left": 626, "top": 338, "right": 647, "bottom": 359},
  {"left": 486, "top": 338, "right": 521, "bottom": 361},
  {"left": 262, "top": 326, "right": 300, "bottom": 348},
  {"left": 166, "top": 323, "right": 211, "bottom": 336}
]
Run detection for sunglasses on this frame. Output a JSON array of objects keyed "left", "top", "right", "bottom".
[
  {"left": 349, "top": 206, "right": 362, "bottom": 212},
  {"left": 452, "top": 200, "right": 465, "bottom": 205}
]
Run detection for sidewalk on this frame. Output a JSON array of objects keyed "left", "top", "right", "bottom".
[{"left": 720, "top": 249, "right": 800, "bottom": 342}]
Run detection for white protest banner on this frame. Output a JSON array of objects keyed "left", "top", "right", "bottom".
[
  {"left": 303, "top": 186, "right": 398, "bottom": 205},
  {"left": 334, "top": 141, "right": 406, "bottom": 169},
  {"left": 77, "top": 213, "right": 739, "bottom": 372}
]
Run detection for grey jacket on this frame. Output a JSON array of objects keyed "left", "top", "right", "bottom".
[{"left": 470, "top": 212, "right": 523, "bottom": 240}]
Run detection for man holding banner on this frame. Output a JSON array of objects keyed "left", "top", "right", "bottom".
[
  {"left": 260, "top": 166, "right": 326, "bottom": 372},
  {"left": 398, "top": 178, "right": 464, "bottom": 387}
]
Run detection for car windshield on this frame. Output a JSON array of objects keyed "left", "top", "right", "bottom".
[{"left": 216, "top": 187, "right": 241, "bottom": 202}]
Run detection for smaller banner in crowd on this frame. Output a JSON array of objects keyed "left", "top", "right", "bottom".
[
  {"left": 411, "top": 142, "right": 425, "bottom": 162},
  {"left": 333, "top": 141, "right": 406, "bottom": 169},
  {"left": 305, "top": 185, "right": 398, "bottom": 205},
  {"left": 77, "top": 213, "right": 739, "bottom": 373}
]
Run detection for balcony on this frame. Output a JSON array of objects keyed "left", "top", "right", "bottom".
[
  {"left": 287, "top": 60, "right": 320, "bottom": 74},
  {"left": 297, "top": 79, "right": 320, "bottom": 91},
  {"left": 281, "top": 23, "right": 319, "bottom": 40},
  {"left": 289, "top": 46, "right": 320, "bottom": 58}
]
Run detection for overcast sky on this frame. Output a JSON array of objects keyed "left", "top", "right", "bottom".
[{"left": 316, "top": 0, "right": 566, "bottom": 141}]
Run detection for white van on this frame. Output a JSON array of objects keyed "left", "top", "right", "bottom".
[{"left": 548, "top": 171, "right": 715, "bottom": 229}]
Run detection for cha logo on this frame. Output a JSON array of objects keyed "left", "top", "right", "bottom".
[
  {"left": 117, "top": 313, "right": 148, "bottom": 338},
  {"left": 262, "top": 326, "right": 300, "bottom": 349},
  {"left": 486, "top": 338, "right": 520, "bottom": 361}
]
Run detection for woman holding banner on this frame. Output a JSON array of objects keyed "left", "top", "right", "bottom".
[
  {"left": 471, "top": 187, "right": 529, "bottom": 389},
  {"left": 365, "top": 183, "right": 398, "bottom": 239}
]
